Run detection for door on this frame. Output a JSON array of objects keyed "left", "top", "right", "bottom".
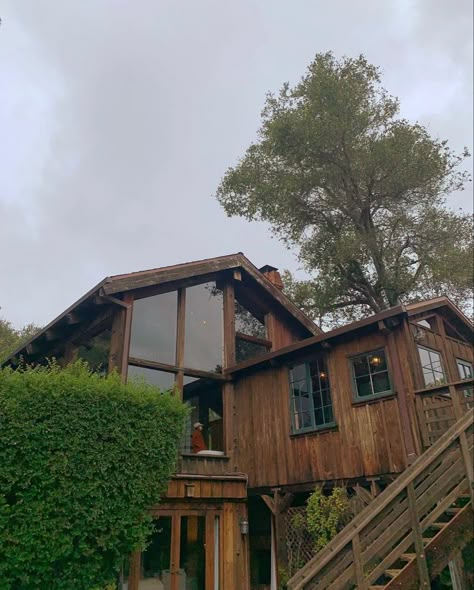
[{"left": 125, "top": 510, "right": 220, "bottom": 590}]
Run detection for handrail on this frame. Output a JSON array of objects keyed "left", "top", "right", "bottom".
[{"left": 287, "top": 409, "right": 474, "bottom": 589}]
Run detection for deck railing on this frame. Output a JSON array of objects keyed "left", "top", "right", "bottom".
[
  {"left": 415, "top": 377, "right": 473, "bottom": 448},
  {"left": 287, "top": 409, "right": 473, "bottom": 590}
]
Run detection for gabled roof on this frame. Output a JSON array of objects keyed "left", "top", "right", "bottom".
[
  {"left": 106, "top": 253, "right": 320, "bottom": 335},
  {"left": 4, "top": 253, "right": 320, "bottom": 365}
]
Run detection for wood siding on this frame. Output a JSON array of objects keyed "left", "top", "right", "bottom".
[{"left": 232, "top": 331, "right": 408, "bottom": 489}]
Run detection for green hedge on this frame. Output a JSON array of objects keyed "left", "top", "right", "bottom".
[{"left": 0, "top": 362, "right": 188, "bottom": 590}]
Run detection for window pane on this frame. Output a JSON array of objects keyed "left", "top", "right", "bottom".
[
  {"left": 323, "top": 406, "right": 334, "bottom": 424},
  {"left": 355, "top": 375, "right": 372, "bottom": 397},
  {"left": 184, "top": 282, "right": 223, "bottom": 372},
  {"left": 321, "top": 389, "right": 331, "bottom": 406},
  {"left": 428, "top": 351, "right": 443, "bottom": 372},
  {"left": 423, "top": 368, "right": 437, "bottom": 386},
  {"left": 457, "top": 360, "right": 473, "bottom": 380},
  {"left": 235, "top": 300, "right": 266, "bottom": 338},
  {"left": 77, "top": 328, "right": 111, "bottom": 375},
  {"left": 418, "top": 346, "right": 446, "bottom": 387},
  {"left": 368, "top": 351, "right": 387, "bottom": 373},
  {"left": 314, "top": 408, "right": 324, "bottom": 426},
  {"left": 372, "top": 371, "right": 391, "bottom": 394},
  {"left": 140, "top": 517, "right": 172, "bottom": 589},
  {"left": 130, "top": 292, "right": 177, "bottom": 364},
  {"left": 127, "top": 365, "right": 175, "bottom": 390},
  {"left": 353, "top": 356, "right": 369, "bottom": 377},
  {"left": 180, "top": 516, "right": 206, "bottom": 590},
  {"left": 312, "top": 391, "right": 323, "bottom": 409},
  {"left": 295, "top": 411, "right": 312, "bottom": 430},
  {"left": 235, "top": 338, "right": 268, "bottom": 363},
  {"left": 290, "top": 364, "right": 306, "bottom": 382}
]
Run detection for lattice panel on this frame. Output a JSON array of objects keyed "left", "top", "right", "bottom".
[{"left": 285, "top": 507, "right": 316, "bottom": 576}]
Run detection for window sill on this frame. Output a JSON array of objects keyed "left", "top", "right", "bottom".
[
  {"left": 352, "top": 392, "right": 396, "bottom": 406},
  {"left": 181, "top": 452, "right": 229, "bottom": 461},
  {"left": 290, "top": 423, "right": 338, "bottom": 438}
]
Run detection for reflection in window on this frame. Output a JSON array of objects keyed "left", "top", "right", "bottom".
[
  {"left": 77, "top": 329, "right": 111, "bottom": 375},
  {"left": 139, "top": 517, "right": 172, "bottom": 589},
  {"left": 351, "top": 349, "right": 392, "bottom": 399},
  {"left": 418, "top": 346, "right": 446, "bottom": 387},
  {"left": 180, "top": 516, "right": 206, "bottom": 590},
  {"left": 235, "top": 300, "right": 266, "bottom": 338},
  {"left": 182, "top": 379, "right": 223, "bottom": 452},
  {"left": 234, "top": 300, "right": 269, "bottom": 363},
  {"left": 127, "top": 365, "right": 176, "bottom": 390},
  {"left": 457, "top": 359, "right": 473, "bottom": 380},
  {"left": 289, "top": 358, "right": 335, "bottom": 432},
  {"left": 235, "top": 338, "right": 269, "bottom": 363},
  {"left": 130, "top": 292, "right": 177, "bottom": 365},
  {"left": 184, "top": 283, "right": 223, "bottom": 372},
  {"left": 457, "top": 358, "right": 473, "bottom": 406}
]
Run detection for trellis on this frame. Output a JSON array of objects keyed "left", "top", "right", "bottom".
[{"left": 285, "top": 506, "right": 315, "bottom": 577}]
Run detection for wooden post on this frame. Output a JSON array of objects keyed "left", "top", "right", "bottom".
[
  {"left": 262, "top": 491, "right": 294, "bottom": 586},
  {"left": 352, "top": 533, "right": 367, "bottom": 590},
  {"left": 223, "top": 281, "right": 235, "bottom": 368},
  {"left": 127, "top": 551, "right": 141, "bottom": 590},
  {"left": 387, "top": 332, "right": 418, "bottom": 464},
  {"left": 119, "top": 294, "right": 133, "bottom": 383},
  {"left": 175, "top": 288, "right": 186, "bottom": 397},
  {"left": 407, "top": 482, "right": 430, "bottom": 588},
  {"left": 450, "top": 386, "right": 474, "bottom": 504}
]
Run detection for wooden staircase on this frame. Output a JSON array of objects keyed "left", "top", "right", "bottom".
[{"left": 287, "top": 409, "right": 474, "bottom": 590}]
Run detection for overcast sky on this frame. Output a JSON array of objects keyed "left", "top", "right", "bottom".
[{"left": 1, "top": 0, "right": 472, "bottom": 328}]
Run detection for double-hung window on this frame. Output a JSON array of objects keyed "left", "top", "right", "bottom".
[
  {"left": 417, "top": 345, "right": 446, "bottom": 387},
  {"left": 350, "top": 349, "right": 392, "bottom": 400},
  {"left": 289, "top": 358, "right": 335, "bottom": 433}
]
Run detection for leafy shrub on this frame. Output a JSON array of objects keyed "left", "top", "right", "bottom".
[
  {"left": 306, "top": 487, "right": 352, "bottom": 551},
  {"left": 0, "top": 361, "right": 188, "bottom": 590}
]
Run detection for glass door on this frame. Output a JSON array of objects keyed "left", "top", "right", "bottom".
[{"left": 124, "top": 511, "right": 220, "bottom": 590}]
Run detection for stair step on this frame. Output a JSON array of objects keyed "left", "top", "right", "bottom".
[
  {"left": 369, "top": 586, "right": 387, "bottom": 589},
  {"left": 386, "top": 569, "right": 403, "bottom": 578},
  {"left": 446, "top": 507, "right": 461, "bottom": 515},
  {"left": 431, "top": 522, "right": 447, "bottom": 530},
  {"left": 401, "top": 553, "right": 417, "bottom": 561}
]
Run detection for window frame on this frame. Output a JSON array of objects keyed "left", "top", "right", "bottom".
[
  {"left": 417, "top": 344, "right": 447, "bottom": 388},
  {"left": 288, "top": 358, "right": 336, "bottom": 435},
  {"left": 349, "top": 348, "right": 394, "bottom": 402},
  {"left": 456, "top": 358, "right": 473, "bottom": 380}
]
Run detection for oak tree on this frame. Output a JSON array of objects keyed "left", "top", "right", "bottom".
[{"left": 217, "top": 53, "right": 472, "bottom": 325}]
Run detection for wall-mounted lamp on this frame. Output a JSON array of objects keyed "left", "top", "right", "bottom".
[
  {"left": 185, "top": 484, "right": 195, "bottom": 498},
  {"left": 239, "top": 518, "right": 249, "bottom": 535}
]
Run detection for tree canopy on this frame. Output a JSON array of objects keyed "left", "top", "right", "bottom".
[
  {"left": 216, "top": 53, "right": 472, "bottom": 325},
  {"left": 0, "top": 361, "right": 187, "bottom": 589},
  {"left": 0, "top": 316, "right": 41, "bottom": 364}
]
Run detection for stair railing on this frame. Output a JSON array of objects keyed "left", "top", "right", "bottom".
[{"left": 287, "top": 408, "right": 473, "bottom": 590}]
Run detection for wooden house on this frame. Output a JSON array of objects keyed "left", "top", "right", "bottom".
[{"left": 6, "top": 253, "right": 473, "bottom": 590}]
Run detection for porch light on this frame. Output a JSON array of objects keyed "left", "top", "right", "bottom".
[{"left": 239, "top": 518, "right": 249, "bottom": 535}]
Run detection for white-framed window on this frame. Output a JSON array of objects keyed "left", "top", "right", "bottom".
[{"left": 417, "top": 345, "right": 446, "bottom": 387}]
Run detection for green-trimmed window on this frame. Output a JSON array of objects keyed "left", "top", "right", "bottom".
[
  {"left": 289, "top": 359, "right": 335, "bottom": 433},
  {"left": 350, "top": 349, "right": 392, "bottom": 400},
  {"left": 417, "top": 345, "right": 446, "bottom": 387}
]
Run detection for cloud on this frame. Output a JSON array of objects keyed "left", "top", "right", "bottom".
[{"left": 1, "top": 0, "right": 472, "bottom": 327}]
